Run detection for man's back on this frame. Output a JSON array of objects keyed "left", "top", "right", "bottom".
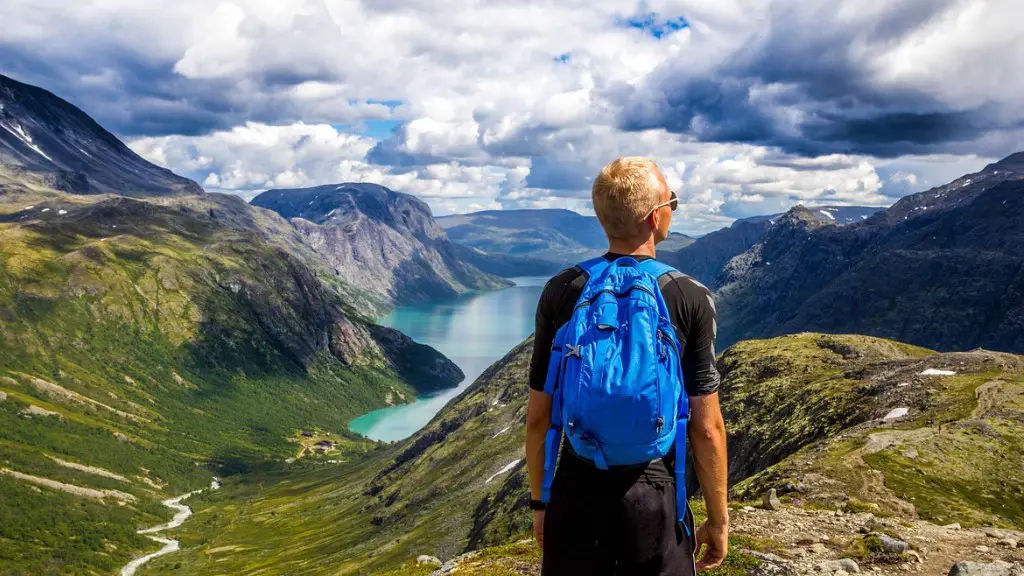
[{"left": 527, "top": 254, "right": 721, "bottom": 575}]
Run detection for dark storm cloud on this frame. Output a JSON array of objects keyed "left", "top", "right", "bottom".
[
  {"left": 615, "top": 0, "right": 1020, "bottom": 158},
  {"left": 0, "top": 45, "right": 238, "bottom": 136},
  {"left": 0, "top": 40, "right": 379, "bottom": 138}
]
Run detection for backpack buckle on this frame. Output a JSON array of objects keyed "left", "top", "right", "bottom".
[
  {"left": 656, "top": 416, "right": 665, "bottom": 432},
  {"left": 565, "top": 344, "right": 582, "bottom": 358}
]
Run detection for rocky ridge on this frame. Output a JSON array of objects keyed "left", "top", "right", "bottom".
[
  {"left": 715, "top": 152, "right": 1024, "bottom": 353},
  {"left": 252, "top": 183, "right": 510, "bottom": 306},
  {"left": 0, "top": 73, "right": 203, "bottom": 197}
]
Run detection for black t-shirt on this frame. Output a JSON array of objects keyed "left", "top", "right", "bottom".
[{"left": 529, "top": 253, "right": 721, "bottom": 484}]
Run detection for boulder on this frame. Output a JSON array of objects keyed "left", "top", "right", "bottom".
[
  {"left": 416, "top": 555, "right": 442, "bottom": 567},
  {"left": 997, "top": 539, "right": 1018, "bottom": 548},
  {"left": 875, "top": 533, "right": 910, "bottom": 554},
  {"left": 948, "top": 561, "right": 1024, "bottom": 576},
  {"left": 816, "top": 558, "right": 860, "bottom": 573},
  {"left": 944, "top": 523, "right": 963, "bottom": 531},
  {"left": 764, "top": 488, "right": 782, "bottom": 510}
]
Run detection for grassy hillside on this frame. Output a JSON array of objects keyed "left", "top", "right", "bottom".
[
  {"left": 727, "top": 334, "right": 1024, "bottom": 529},
  {"left": 0, "top": 192, "right": 461, "bottom": 575},
  {"left": 144, "top": 333, "right": 1024, "bottom": 576}
]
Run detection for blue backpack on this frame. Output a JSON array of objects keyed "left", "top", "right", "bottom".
[{"left": 541, "top": 256, "right": 690, "bottom": 532}]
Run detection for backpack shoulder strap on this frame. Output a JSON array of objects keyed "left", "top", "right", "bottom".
[
  {"left": 577, "top": 256, "right": 611, "bottom": 281},
  {"left": 638, "top": 258, "right": 679, "bottom": 280}
]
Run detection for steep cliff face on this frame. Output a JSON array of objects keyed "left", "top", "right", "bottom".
[
  {"left": 0, "top": 73, "right": 203, "bottom": 197},
  {"left": 252, "top": 184, "right": 510, "bottom": 306},
  {"left": 716, "top": 153, "right": 1024, "bottom": 353}
]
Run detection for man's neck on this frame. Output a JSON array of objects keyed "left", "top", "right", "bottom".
[{"left": 607, "top": 237, "right": 657, "bottom": 259}]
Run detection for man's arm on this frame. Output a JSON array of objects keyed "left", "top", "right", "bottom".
[
  {"left": 526, "top": 389, "right": 552, "bottom": 503},
  {"left": 690, "top": 393, "right": 729, "bottom": 570},
  {"left": 525, "top": 273, "right": 569, "bottom": 549},
  {"left": 671, "top": 276, "right": 728, "bottom": 570}
]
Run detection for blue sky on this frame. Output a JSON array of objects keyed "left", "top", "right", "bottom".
[{"left": 1, "top": 0, "right": 1022, "bottom": 234}]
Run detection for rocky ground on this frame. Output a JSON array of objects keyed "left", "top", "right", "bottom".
[
  {"left": 385, "top": 502, "right": 1024, "bottom": 576},
  {"left": 732, "top": 500, "right": 1024, "bottom": 575}
]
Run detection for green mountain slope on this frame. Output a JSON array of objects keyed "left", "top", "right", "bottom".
[
  {"left": 725, "top": 334, "right": 1024, "bottom": 529},
  {"left": 140, "top": 333, "right": 1024, "bottom": 575},
  {"left": 0, "top": 192, "right": 462, "bottom": 575}
]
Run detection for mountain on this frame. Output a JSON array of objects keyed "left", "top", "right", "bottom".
[
  {"left": 658, "top": 231, "right": 697, "bottom": 252},
  {"left": 437, "top": 209, "right": 608, "bottom": 260},
  {"left": 715, "top": 152, "right": 1024, "bottom": 353},
  {"left": 661, "top": 206, "right": 883, "bottom": 289},
  {"left": 251, "top": 184, "right": 511, "bottom": 306},
  {"left": 660, "top": 217, "right": 774, "bottom": 288},
  {"left": 437, "top": 208, "right": 700, "bottom": 274},
  {"left": 139, "top": 333, "right": 1024, "bottom": 575},
  {"left": 0, "top": 73, "right": 203, "bottom": 197},
  {"left": 0, "top": 78, "right": 464, "bottom": 575}
]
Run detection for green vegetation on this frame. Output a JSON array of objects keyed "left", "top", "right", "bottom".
[
  {"left": 729, "top": 336, "right": 1024, "bottom": 529},
  {"left": 0, "top": 193, "right": 450, "bottom": 575}
]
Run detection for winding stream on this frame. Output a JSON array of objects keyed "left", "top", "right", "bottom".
[{"left": 120, "top": 478, "right": 221, "bottom": 576}]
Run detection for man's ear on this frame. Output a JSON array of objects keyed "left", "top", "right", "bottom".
[{"left": 647, "top": 209, "right": 660, "bottom": 233}]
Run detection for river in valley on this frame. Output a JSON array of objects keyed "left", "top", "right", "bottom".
[{"left": 348, "top": 277, "right": 547, "bottom": 442}]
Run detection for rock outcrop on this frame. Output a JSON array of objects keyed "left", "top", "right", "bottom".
[{"left": 252, "top": 183, "right": 510, "bottom": 306}]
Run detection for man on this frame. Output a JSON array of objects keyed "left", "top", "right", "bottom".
[{"left": 525, "top": 157, "right": 729, "bottom": 575}]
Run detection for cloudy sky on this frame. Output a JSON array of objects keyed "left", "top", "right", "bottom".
[{"left": 2, "top": 0, "right": 1023, "bottom": 234}]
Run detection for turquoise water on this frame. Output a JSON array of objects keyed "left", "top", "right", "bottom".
[{"left": 348, "top": 277, "right": 548, "bottom": 442}]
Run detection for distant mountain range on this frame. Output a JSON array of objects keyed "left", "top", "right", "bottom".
[
  {"left": 0, "top": 74, "right": 202, "bottom": 197},
  {"left": 437, "top": 208, "right": 695, "bottom": 273},
  {"left": 251, "top": 184, "right": 509, "bottom": 306},
  {"left": 437, "top": 205, "right": 881, "bottom": 279},
  {"left": 715, "top": 153, "right": 1024, "bottom": 353},
  {"left": 3, "top": 70, "right": 1024, "bottom": 576}
]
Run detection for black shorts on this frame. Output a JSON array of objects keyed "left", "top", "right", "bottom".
[{"left": 542, "top": 456, "right": 696, "bottom": 576}]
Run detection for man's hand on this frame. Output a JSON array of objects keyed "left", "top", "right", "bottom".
[
  {"left": 694, "top": 519, "right": 728, "bottom": 571},
  {"left": 533, "top": 509, "right": 545, "bottom": 549}
]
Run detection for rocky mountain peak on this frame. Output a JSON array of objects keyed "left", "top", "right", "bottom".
[
  {"left": 0, "top": 74, "right": 203, "bottom": 197},
  {"left": 253, "top": 183, "right": 445, "bottom": 244}
]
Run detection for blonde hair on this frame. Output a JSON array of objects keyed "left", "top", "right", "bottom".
[{"left": 592, "top": 157, "right": 663, "bottom": 239}]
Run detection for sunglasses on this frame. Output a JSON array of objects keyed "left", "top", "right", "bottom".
[{"left": 646, "top": 190, "right": 679, "bottom": 218}]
